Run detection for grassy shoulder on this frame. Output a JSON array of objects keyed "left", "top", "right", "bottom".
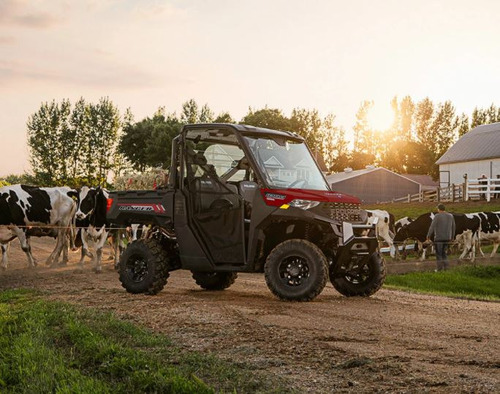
[
  {"left": 0, "top": 289, "right": 289, "bottom": 394},
  {"left": 384, "top": 265, "right": 500, "bottom": 301}
]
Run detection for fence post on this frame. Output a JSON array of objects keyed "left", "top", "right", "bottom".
[
  {"left": 487, "top": 178, "right": 491, "bottom": 202},
  {"left": 437, "top": 187, "right": 441, "bottom": 202},
  {"left": 452, "top": 184, "right": 455, "bottom": 202},
  {"left": 464, "top": 175, "right": 469, "bottom": 201}
]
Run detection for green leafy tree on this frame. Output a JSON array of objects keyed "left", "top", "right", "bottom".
[
  {"left": 241, "top": 107, "right": 290, "bottom": 130},
  {"left": 415, "top": 97, "right": 434, "bottom": 145},
  {"left": 457, "top": 113, "right": 470, "bottom": 137},
  {"left": 27, "top": 97, "right": 123, "bottom": 187},
  {"left": 289, "top": 108, "right": 322, "bottom": 149},
  {"left": 199, "top": 104, "right": 214, "bottom": 123},
  {"left": 119, "top": 109, "right": 182, "bottom": 171},
  {"left": 321, "top": 114, "right": 350, "bottom": 172},
  {"left": 27, "top": 99, "right": 72, "bottom": 185},
  {"left": 214, "top": 112, "right": 234, "bottom": 123},
  {"left": 181, "top": 99, "right": 199, "bottom": 124}
]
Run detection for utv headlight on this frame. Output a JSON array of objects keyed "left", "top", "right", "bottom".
[{"left": 288, "top": 199, "right": 320, "bottom": 210}]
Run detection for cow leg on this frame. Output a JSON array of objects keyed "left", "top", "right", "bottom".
[
  {"left": 77, "top": 231, "right": 90, "bottom": 270},
  {"left": 13, "top": 229, "right": 36, "bottom": 267},
  {"left": 59, "top": 233, "right": 69, "bottom": 266},
  {"left": 46, "top": 229, "right": 64, "bottom": 266},
  {"left": 490, "top": 242, "right": 500, "bottom": 257},
  {"left": 94, "top": 231, "right": 108, "bottom": 274},
  {"left": 1, "top": 243, "right": 9, "bottom": 270}
]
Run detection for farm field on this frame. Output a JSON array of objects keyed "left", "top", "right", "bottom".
[{"left": 0, "top": 238, "right": 499, "bottom": 393}]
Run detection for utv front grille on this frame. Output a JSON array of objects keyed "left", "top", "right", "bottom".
[{"left": 320, "top": 202, "right": 363, "bottom": 222}]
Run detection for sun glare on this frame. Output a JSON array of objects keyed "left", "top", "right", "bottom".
[{"left": 367, "top": 103, "right": 394, "bottom": 131}]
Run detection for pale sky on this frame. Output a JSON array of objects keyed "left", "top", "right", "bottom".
[{"left": 1, "top": 0, "right": 500, "bottom": 176}]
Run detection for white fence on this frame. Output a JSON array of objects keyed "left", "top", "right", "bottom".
[{"left": 386, "top": 177, "right": 500, "bottom": 203}]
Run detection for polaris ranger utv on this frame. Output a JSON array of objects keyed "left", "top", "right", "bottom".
[{"left": 107, "top": 123, "right": 385, "bottom": 301}]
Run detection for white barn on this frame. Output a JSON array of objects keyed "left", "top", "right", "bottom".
[{"left": 436, "top": 122, "right": 500, "bottom": 187}]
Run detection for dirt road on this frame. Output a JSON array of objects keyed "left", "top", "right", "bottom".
[{"left": 0, "top": 238, "right": 499, "bottom": 393}]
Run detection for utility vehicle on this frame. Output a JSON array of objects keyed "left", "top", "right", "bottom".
[{"left": 107, "top": 124, "right": 385, "bottom": 301}]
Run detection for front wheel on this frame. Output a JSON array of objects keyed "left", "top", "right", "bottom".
[
  {"left": 191, "top": 271, "right": 237, "bottom": 290},
  {"left": 118, "top": 239, "right": 170, "bottom": 295},
  {"left": 265, "top": 239, "right": 328, "bottom": 301},
  {"left": 331, "top": 252, "right": 386, "bottom": 297}
]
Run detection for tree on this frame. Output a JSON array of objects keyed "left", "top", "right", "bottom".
[
  {"left": 321, "top": 114, "right": 349, "bottom": 172},
  {"left": 199, "top": 104, "right": 214, "bottom": 123},
  {"left": 27, "top": 97, "right": 123, "bottom": 187},
  {"left": 27, "top": 99, "right": 72, "bottom": 185},
  {"left": 119, "top": 109, "right": 182, "bottom": 171},
  {"left": 415, "top": 97, "right": 434, "bottom": 145},
  {"left": 457, "top": 113, "right": 470, "bottom": 137},
  {"left": 352, "top": 101, "right": 376, "bottom": 166},
  {"left": 181, "top": 99, "right": 199, "bottom": 124},
  {"left": 214, "top": 112, "right": 234, "bottom": 123},
  {"left": 289, "top": 108, "right": 322, "bottom": 149},
  {"left": 241, "top": 107, "right": 290, "bottom": 130}
]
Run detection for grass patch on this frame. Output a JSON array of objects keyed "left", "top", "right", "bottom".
[
  {"left": 0, "top": 289, "right": 289, "bottom": 393},
  {"left": 385, "top": 265, "right": 500, "bottom": 301}
]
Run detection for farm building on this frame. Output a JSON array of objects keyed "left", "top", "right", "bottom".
[
  {"left": 436, "top": 122, "right": 500, "bottom": 187},
  {"left": 325, "top": 167, "right": 428, "bottom": 204}
]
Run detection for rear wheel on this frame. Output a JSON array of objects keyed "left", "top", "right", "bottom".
[
  {"left": 265, "top": 239, "right": 328, "bottom": 301},
  {"left": 331, "top": 252, "right": 386, "bottom": 297},
  {"left": 191, "top": 271, "right": 238, "bottom": 290},
  {"left": 118, "top": 239, "right": 170, "bottom": 295}
]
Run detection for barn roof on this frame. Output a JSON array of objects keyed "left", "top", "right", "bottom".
[
  {"left": 436, "top": 122, "right": 500, "bottom": 165},
  {"left": 326, "top": 167, "right": 420, "bottom": 186}
]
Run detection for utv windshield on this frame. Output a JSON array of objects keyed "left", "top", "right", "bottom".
[{"left": 244, "top": 136, "right": 329, "bottom": 191}]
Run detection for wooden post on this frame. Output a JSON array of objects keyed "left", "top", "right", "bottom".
[
  {"left": 437, "top": 187, "right": 441, "bottom": 202},
  {"left": 464, "top": 174, "right": 469, "bottom": 201},
  {"left": 487, "top": 178, "right": 491, "bottom": 202}
]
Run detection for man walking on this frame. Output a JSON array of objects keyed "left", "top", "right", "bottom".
[{"left": 426, "top": 204, "right": 455, "bottom": 271}]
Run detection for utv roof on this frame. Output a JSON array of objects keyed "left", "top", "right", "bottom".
[{"left": 183, "top": 123, "right": 303, "bottom": 141}]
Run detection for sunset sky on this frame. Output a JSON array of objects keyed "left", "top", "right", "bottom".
[{"left": 1, "top": 0, "right": 499, "bottom": 176}]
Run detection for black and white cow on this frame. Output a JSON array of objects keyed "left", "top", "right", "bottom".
[
  {"left": 366, "top": 210, "right": 396, "bottom": 257},
  {"left": 472, "top": 212, "right": 500, "bottom": 257},
  {"left": 0, "top": 184, "right": 77, "bottom": 269},
  {"left": 75, "top": 186, "right": 112, "bottom": 273},
  {"left": 393, "top": 212, "right": 480, "bottom": 261}
]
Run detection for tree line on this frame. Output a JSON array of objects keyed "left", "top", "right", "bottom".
[{"left": 17, "top": 96, "right": 500, "bottom": 188}]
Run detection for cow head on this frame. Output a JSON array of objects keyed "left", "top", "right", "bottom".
[{"left": 76, "top": 186, "right": 108, "bottom": 221}]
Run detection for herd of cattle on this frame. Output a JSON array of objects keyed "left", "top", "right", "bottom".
[
  {"left": 0, "top": 184, "right": 135, "bottom": 273},
  {"left": 367, "top": 209, "right": 500, "bottom": 261},
  {"left": 1, "top": 184, "right": 500, "bottom": 274}
]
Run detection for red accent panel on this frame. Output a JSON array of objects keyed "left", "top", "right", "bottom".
[
  {"left": 260, "top": 188, "right": 360, "bottom": 207},
  {"left": 106, "top": 198, "right": 113, "bottom": 212}
]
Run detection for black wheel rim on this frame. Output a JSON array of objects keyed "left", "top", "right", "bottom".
[
  {"left": 344, "top": 262, "right": 371, "bottom": 284},
  {"left": 279, "top": 256, "right": 310, "bottom": 286},
  {"left": 126, "top": 254, "right": 148, "bottom": 282}
]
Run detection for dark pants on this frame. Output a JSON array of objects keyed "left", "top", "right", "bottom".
[{"left": 434, "top": 241, "right": 449, "bottom": 271}]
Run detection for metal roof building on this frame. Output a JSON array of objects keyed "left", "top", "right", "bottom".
[
  {"left": 436, "top": 122, "right": 500, "bottom": 187},
  {"left": 326, "top": 167, "right": 423, "bottom": 204}
]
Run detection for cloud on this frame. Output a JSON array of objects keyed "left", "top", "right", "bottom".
[
  {"left": 0, "top": 35, "right": 16, "bottom": 44},
  {"left": 0, "top": 58, "right": 166, "bottom": 90},
  {"left": 0, "top": 0, "right": 60, "bottom": 29}
]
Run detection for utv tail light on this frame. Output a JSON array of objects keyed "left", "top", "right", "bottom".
[
  {"left": 106, "top": 198, "right": 113, "bottom": 212},
  {"left": 288, "top": 199, "right": 320, "bottom": 210}
]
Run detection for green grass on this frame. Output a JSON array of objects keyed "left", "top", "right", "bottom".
[
  {"left": 385, "top": 265, "right": 500, "bottom": 301},
  {"left": 0, "top": 289, "right": 289, "bottom": 393},
  {"left": 364, "top": 200, "right": 500, "bottom": 220}
]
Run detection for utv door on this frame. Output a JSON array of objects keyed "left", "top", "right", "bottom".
[{"left": 179, "top": 127, "right": 246, "bottom": 266}]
